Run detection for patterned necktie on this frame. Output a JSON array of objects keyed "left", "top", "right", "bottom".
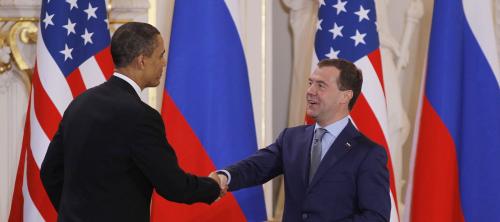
[{"left": 309, "top": 128, "right": 327, "bottom": 183}]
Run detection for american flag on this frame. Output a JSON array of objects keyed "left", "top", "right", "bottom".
[
  {"left": 9, "top": 0, "right": 113, "bottom": 221},
  {"left": 313, "top": 0, "right": 399, "bottom": 221}
]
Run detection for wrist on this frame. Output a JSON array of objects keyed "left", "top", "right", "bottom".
[{"left": 216, "top": 170, "right": 231, "bottom": 185}]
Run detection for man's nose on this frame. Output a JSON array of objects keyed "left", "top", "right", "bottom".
[{"left": 306, "top": 84, "right": 316, "bottom": 95}]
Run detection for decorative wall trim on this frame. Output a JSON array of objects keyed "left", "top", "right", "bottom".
[
  {"left": 0, "top": 18, "right": 36, "bottom": 93},
  {"left": 0, "top": 70, "right": 18, "bottom": 94}
]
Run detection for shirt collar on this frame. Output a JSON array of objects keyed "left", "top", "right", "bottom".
[
  {"left": 113, "top": 72, "right": 142, "bottom": 97},
  {"left": 314, "top": 115, "right": 349, "bottom": 138}
]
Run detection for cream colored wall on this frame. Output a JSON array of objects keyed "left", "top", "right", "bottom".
[
  {"left": 0, "top": 2, "right": 40, "bottom": 221},
  {"left": 399, "top": 0, "right": 433, "bottom": 206}
]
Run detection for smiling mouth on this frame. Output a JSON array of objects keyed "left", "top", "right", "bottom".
[{"left": 307, "top": 99, "right": 318, "bottom": 105}]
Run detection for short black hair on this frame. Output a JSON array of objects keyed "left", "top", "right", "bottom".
[
  {"left": 111, "top": 22, "right": 160, "bottom": 68},
  {"left": 317, "top": 58, "right": 363, "bottom": 110}
]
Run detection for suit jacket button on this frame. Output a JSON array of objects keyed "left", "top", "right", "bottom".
[{"left": 302, "top": 213, "right": 308, "bottom": 220}]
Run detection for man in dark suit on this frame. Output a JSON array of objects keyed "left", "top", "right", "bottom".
[
  {"left": 214, "top": 59, "right": 390, "bottom": 221},
  {"left": 40, "top": 22, "right": 221, "bottom": 222}
]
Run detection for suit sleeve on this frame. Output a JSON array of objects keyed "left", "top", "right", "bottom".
[
  {"left": 342, "top": 145, "right": 391, "bottom": 222},
  {"left": 40, "top": 121, "right": 65, "bottom": 210},
  {"left": 129, "top": 110, "right": 220, "bottom": 204},
  {"left": 225, "top": 129, "right": 286, "bottom": 191}
]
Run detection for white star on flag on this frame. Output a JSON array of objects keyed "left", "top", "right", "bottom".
[
  {"left": 325, "top": 47, "right": 340, "bottom": 59},
  {"left": 81, "top": 28, "right": 94, "bottom": 45},
  {"left": 319, "top": 0, "right": 326, "bottom": 6},
  {"left": 43, "top": 12, "right": 55, "bottom": 29},
  {"left": 350, "top": 29, "right": 366, "bottom": 46},
  {"left": 332, "top": 0, "right": 347, "bottom": 15},
  {"left": 84, "top": 3, "right": 98, "bottom": 20},
  {"left": 66, "top": 0, "right": 78, "bottom": 10},
  {"left": 317, "top": 19, "right": 323, "bottom": 30},
  {"left": 329, "top": 23, "right": 343, "bottom": 39},
  {"left": 104, "top": 19, "right": 109, "bottom": 30},
  {"left": 60, "top": 44, "right": 73, "bottom": 61},
  {"left": 62, "top": 19, "right": 76, "bottom": 36},
  {"left": 354, "top": 5, "right": 370, "bottom": 22}
]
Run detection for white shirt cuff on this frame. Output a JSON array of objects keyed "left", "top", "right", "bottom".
[{"left": 217, "top": 170, "right": 231, "bottom": 185}]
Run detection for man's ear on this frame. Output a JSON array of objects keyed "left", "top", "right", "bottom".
[
  {"left": 135, "top": 55, "right": 145, "bottom": 69},
  {"left": 342, "top": 90, "right": 353, "bottom": 104}
]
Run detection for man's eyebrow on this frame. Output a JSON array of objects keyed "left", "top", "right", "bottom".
[{"left": 308, "top": 78, "right": 328, "bottom": 85}]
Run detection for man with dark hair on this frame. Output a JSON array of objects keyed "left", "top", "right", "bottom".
[
  {"left": 214, "top": 58, "right": 390, "bottom": 221},
  {"left": 40, "top": 22, "right": 221, "bottom": 222},
  {"left": 316, "top": 58, "right": 363, "bottom": 111}
]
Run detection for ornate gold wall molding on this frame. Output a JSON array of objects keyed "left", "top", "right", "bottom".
[
  {"left": 0, "top": 18, "right": 37, "bottom": 93},
  {"left": 0, "top": 17, "right": 129, "bottom": 93},
  {"left": 0, "top": 38, "right": 12, "bottom": 74}
]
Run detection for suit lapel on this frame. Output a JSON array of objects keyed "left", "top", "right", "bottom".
[
  {"left": 308, "top": 120, "right": 359, "bottom": 188},
  {"left": 301, "top": 125, "right": 315, "bottom": 189}
]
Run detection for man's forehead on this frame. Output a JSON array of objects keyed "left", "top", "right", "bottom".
[
  {"left": 311, "top": 66, "right": 339, "bottom": 79},
  {"left": 155, "top": 35, "right": 165, "bottom": 47}
]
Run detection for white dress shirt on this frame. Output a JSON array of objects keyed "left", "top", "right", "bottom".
[
  {"left": 113, "top": 72, "right": 142, "bottom": 97},
  {"left": 313, "top": 115, "right": 349, "bottom": 160}
]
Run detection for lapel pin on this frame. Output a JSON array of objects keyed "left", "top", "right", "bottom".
[{"left": 345, "top": 142, "right": 352, "bottom": 151}]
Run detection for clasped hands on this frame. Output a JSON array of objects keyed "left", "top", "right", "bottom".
[{"left": 208, "top": 171, "right": 228, "bottom": 201}]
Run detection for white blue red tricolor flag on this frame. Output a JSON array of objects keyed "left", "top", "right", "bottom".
[
  {"left": 152, "top": 0, "right": 267, "bottom": 221},
  {"left": 313, "top": 0, "right": 399, "bottom": 221},
  {"left": 9, "top": 0, "right": 113, "bottom": 221},
  {"left": 406, "top": 0, "right": 500, "bottom": 221}
]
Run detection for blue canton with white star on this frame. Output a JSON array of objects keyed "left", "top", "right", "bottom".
[
  {"left": 40, "top": 0, "right": 110, "bottom": 76},
  {"left": 315, "top": 0, "right": 379, "bottom": 62}
]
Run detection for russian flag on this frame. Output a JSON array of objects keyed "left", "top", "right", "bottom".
[
  {"left": 151, "top": 1, "right": 267, "bottom": 221},
  {"left": 406, "top": 0, "right": 500, "bottom": 221}
]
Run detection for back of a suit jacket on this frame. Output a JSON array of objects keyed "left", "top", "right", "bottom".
[{"left": 41, "top": 77, "right": 219, "bottom": 222}]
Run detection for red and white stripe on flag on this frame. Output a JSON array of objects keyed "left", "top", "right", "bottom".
[
  {"left": 313, "top": 0, "right": 399, "bottom": 221},
  {"left": 8, "top": 0, "right": 113, "bottom": 221}
]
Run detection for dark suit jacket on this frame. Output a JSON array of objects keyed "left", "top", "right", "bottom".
[
  {"left": 40, "top": 76, "right": 219, "bottom": 222},
  {"left": 225, "top": 121, "right": 390, "bottom": 222}
]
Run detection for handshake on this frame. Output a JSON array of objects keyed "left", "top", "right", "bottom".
[{"left": 208, "top": 171, "right": 229, "bottom": 200}]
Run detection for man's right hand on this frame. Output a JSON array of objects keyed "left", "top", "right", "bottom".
[{"left": 208, "top": 171, "right": 228, "bottom": 199}]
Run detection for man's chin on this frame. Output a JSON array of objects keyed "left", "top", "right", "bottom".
[
  {"left": 146, "top": 81, "right": 160, "bottom": 88},
  {"left": 306, "top": 110, "right": 317, "bottom": 118}
]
